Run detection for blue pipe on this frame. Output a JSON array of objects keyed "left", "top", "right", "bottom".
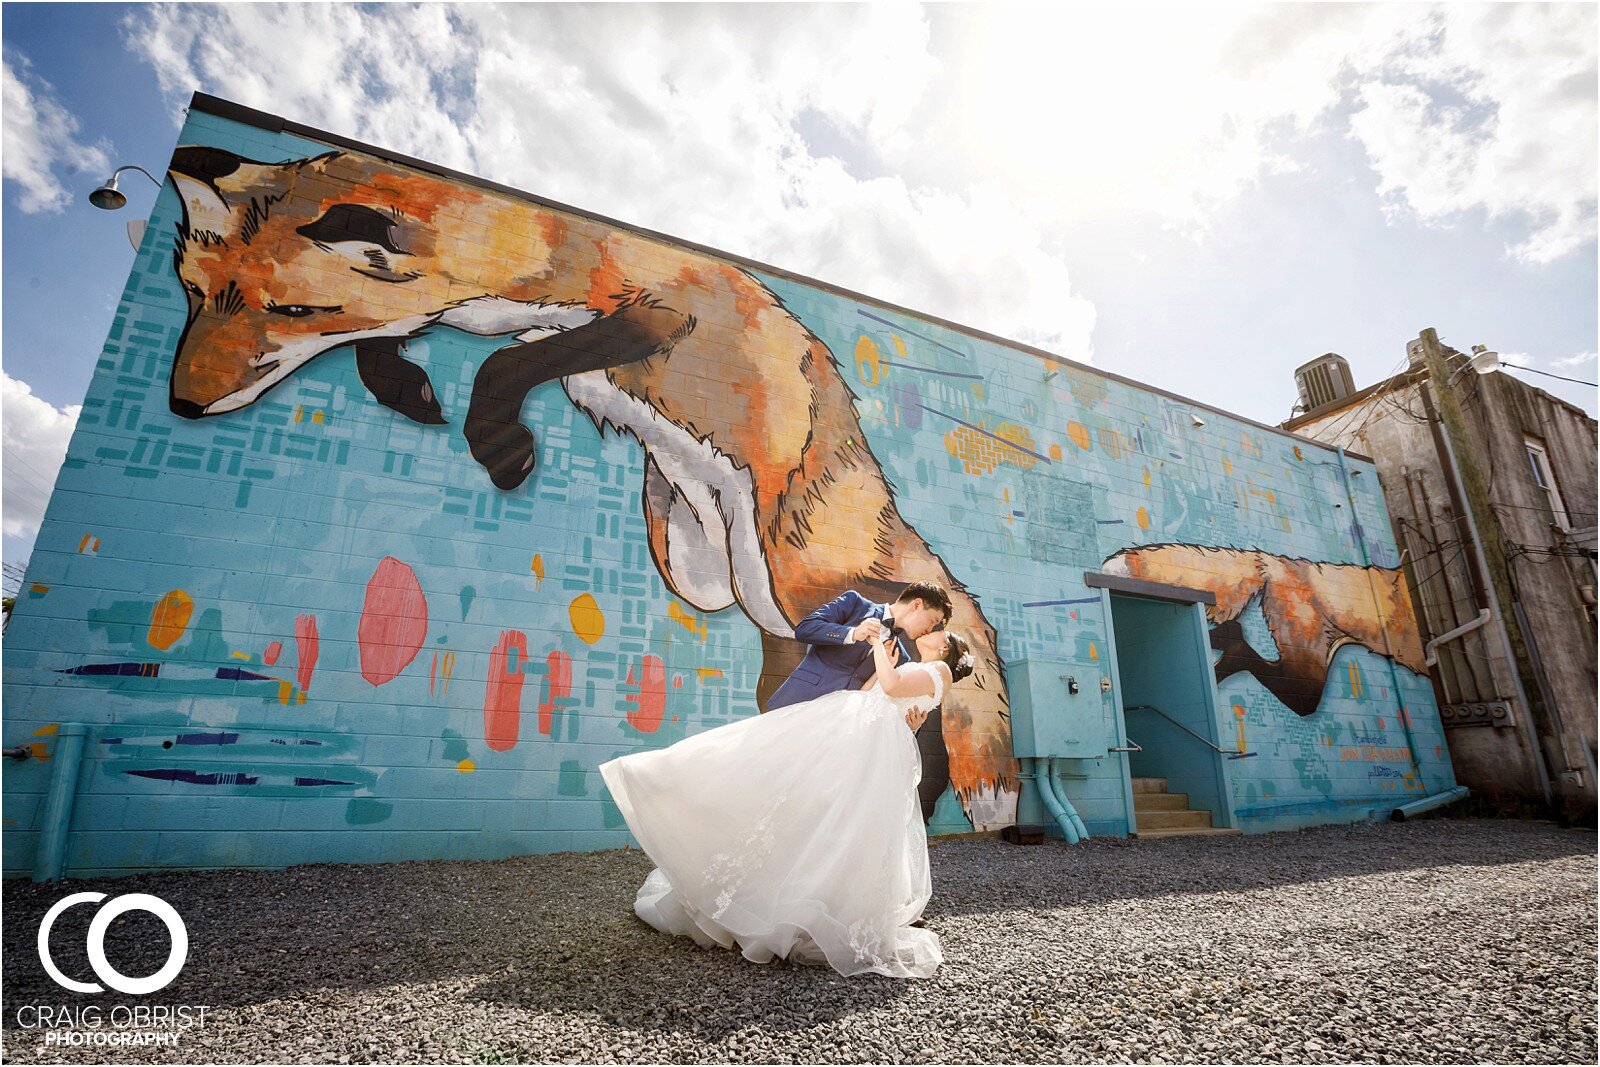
[
  {"left": 1377, "top": 785, "right": 1471, "bottom": 822},
  {"left": 35, "top": 723, "right": 90, "bottom": 882},
  {"left": 1047, "top": 758, "right": 1092, "bottom": 840},
  {"left": 1035, "top": 757, "right": 1082, "bottom": 843}
]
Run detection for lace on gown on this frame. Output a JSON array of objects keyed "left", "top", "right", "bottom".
[{"left": 598, "top": 659, "right": 946, "bottom": 979}]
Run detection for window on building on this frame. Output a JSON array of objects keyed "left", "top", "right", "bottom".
[{"left": 1523, "top": 436, "right": 1571, "bottom": 530}]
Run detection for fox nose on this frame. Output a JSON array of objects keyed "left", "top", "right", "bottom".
[{"left": 170, "top": 397, "right": 206, "bottom": 419}]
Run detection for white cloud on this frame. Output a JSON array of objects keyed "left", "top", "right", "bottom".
[
  {"left": 1, "top": 52, "right": 113, "bottom": 214},
  {"left": 1551, "top": 351, "right": 1597, "bottom": 369},
  {"left": 1, "top": 372, "right": 80, "bottom": 543},
  {"left": 117, "top": 0, "right": 1592, "bottom": 378},
  {"left": 122, "top": 2, "right": 1096, "bottom": 361},
  {"left": 1344, "top": 6, "right": 1597, "bottom": 265}
]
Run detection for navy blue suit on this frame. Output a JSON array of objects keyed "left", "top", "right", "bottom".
[{"left": 765, "top": 590, "right": 916, "bottom": 711}]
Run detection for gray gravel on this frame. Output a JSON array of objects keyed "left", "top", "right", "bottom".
[{"left": 3, "top": 818, "right": 1594, "bottom": 1065}]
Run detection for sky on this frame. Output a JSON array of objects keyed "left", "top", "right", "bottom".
[{"left": 2, "top": 2, "right": 1596, "bottom": 574}]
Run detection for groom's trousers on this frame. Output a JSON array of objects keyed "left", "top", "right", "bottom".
[{"left": 913, "top": 706, "right": 949, "bottom": 826}]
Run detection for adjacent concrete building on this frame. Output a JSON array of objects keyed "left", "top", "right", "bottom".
[{"left": 1285, "top": 330, "right": 1598, "bottom": 822}]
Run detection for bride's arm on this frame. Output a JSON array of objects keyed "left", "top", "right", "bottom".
[{"left": 870, "top": 639, "right": 939, "bottom": 698}]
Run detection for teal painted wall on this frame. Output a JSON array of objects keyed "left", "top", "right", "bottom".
[{"left": 2, "top": 103, "right": 1455, "bottom": 878}]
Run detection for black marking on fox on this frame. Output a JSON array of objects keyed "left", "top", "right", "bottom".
[
  {"left": 463, "top": 302, "right": 687, "bottom": 491},
  {"left": 354, "top": 338, "right": 447, "bottom": 426},
  {"left": 297, "top": 204, "right": 409, "bottom": 255}
]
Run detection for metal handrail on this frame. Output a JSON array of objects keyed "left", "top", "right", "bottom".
[{"left": 1124, "top": 704, "right": 1256, "bottom": 759}]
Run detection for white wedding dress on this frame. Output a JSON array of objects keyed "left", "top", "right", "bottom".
[{"left": 598, "top": 661, "right": 945, "bottom": 979}]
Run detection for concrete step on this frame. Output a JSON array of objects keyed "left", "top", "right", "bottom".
[
  {"left": 1137, "top": 808, "right": 1214, "bottom": 830},
  {"left": 1133, "top": 792, "right": 1191, "bottom": 811},
  {"left": 1136, "top": 826, "right": 1244, "bottom": 839},
  {"left": 1131, "top": 777, "right": 1169, "bottom": 793}
]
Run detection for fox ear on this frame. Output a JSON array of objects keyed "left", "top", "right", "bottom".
[
  {"left": 168, "top": 146, "right": 242, "bottom": 238},
  {"left": 169, "top": 172, "right": 234, "bottom": 238}
]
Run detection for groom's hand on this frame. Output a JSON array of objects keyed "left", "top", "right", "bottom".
[{"left": 850, "top": 618, "right": 886, "bottom": 643}]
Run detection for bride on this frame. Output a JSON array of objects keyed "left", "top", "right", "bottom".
[{"left": 599, "top": 625, "right": 976, "bottom": 979}]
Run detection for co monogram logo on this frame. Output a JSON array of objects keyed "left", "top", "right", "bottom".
[{"left": 37, "top": 893, "right": 189, "bottom": 995}]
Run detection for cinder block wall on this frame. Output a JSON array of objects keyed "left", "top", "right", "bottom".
[{"left": 1, "top": 98, "right": 1454, "bottom": 877}]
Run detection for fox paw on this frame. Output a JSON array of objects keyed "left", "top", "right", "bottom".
[
  {"left": 464, "top": 416, "right": 537, "bottom": 490},
  {"left": 354, "top": 338, "right": 446, "bottom": 425}
]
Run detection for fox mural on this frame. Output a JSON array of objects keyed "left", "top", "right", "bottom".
[
  {"left": 162, "top": 145, "right": 1017, "bottom": 829},
  {"left": 1102, "top": 544, "right": 1428, "bottom": 716}
]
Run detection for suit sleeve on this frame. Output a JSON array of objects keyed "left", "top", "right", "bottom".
[{"left": 791, "top": 590, "right": 870, "bottom": 647}]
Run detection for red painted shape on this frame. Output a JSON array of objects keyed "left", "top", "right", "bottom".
[
  {"left": 294, "top": 615, "right": 319, "bottom": 694},
  {"left": 358, "top": 556, "right": 428, "bottom": 686},
  {"left": 263, "top": 641, "right": 282, "bottom": 666},
  {"left": 625, "top": 655, "right": 667, "bottom": 733},
  {"left": 485, "top": 631, "right": 529, "bottom": 751},
  {"left": 538, "top": 650, "right": 573, "bottom": 736},
  {"left": 429, "top": 651, "right": 438, "bottom": 696}
]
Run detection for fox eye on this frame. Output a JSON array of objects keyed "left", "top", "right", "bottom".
[{"left": 266, "top": 303, "right": 341, "bottom": 318}]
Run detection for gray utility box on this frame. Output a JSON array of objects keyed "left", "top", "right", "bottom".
[{"left": 1008, "top": 658, "right": 1113, "bottom": 759}]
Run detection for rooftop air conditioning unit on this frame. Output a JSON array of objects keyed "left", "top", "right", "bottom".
[{"left": 1294, "top": 353, "right": 1357, "bottom": 411}]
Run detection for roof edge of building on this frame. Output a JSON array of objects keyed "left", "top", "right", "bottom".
[{"left": 186, "top": 91, "right": 1373, "bottom": 465}]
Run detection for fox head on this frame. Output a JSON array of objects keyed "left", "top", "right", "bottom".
[{"left": 164, "top": 146, "right": 558, "bottom": 417}]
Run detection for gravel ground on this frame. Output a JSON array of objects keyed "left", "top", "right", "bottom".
[{"left": 3, "top": 818, "right": 1594, "bottom": 1065}]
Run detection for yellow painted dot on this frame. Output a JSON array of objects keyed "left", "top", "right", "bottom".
[
  {"left": 1143, "top": 467, "right": 1151, "bottom": 488},
  {"left": 1067, "top": 422, "right": 1092, "bottom": 450},
  {"left": 1048, "top": 443, "right": 1063, "bottom": 461},
  {"left": 457, "top": 759, "right": 476, "bottom": 773},
  {"left": 1136, "top": 506, "right": 1150, "bottom": 531},
  {"left": 147, "top": 590, "right": 194, "bottom": 651},
  {"left": 1088, "top": 642, "right": 1098, "bottom": 661},
  {"left": 854, "top": 335, "right": 883, "bottom": 386},
  {"left": 569, "top": 593, "right": 606, "bottom": 645},
  {"left": 1223, "top": 458, "right": 1233, "bottom": 476}
]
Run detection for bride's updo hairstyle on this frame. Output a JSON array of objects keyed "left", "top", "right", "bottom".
[{"left": 941, "top": 631, "right": 976, "bottom": 684}]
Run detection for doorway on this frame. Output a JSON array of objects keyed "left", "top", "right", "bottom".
[{"left": 1104, "top": 591, "right": 1234, "bottom": 832}]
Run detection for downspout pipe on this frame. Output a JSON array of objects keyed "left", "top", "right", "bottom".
[
  {"left": 34, "top": 722, "right": 91, "bottom": 882},
  {"left": 1336, "top": 446, "right": 1428, "bottom": 787},
  {"left": 1035, "top": 757, "right": 1082, "bottom": 843},
  {"left": 1376, "top": 785, "right": 1471, "bottom": 822},
  {"left": 1047, "top": 758, "right": 1092, "bottom": 840},
  {"left": 1425, "top": 610, "right": 1492, "bottom": 666}
]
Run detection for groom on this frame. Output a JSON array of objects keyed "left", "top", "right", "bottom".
[
  {"left": 766, "top": 581, "right": 951, "bottom": 708},
  {"left": 766, "top": 581, "right": 953, "bottom": 822}
]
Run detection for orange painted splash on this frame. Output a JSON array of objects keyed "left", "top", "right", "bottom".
[
  {"left": 625, "top": 655, "right": 667, "bottom": 733},
  {"left": 485, "top": 630, "right": 530, "bottom": 751},
  {"left": 669, "top": 601, "right": 706, "bottom": 639},
  {"left": 1135, "top": 506, "right": 1150, "bottom": 531},
  {"left": 531, "top": 554, "right": 545, "bottom": 587},
  {"left": 944, "top": 421, "right": 1041, "bottom": 476},
  {"left": 1066, "top": 422, "right": 1091, "bottom": 450},
  {"left": 695, "top": 667, "right": 724, "bottom": 682},
  {"left": 538, "top": 649, "right": 573, "bottom": 736},
  {"left": 294, "top": 614, "right": 319, "bottom": 694},
  {"left": 147, "top": 590, "right": 194, "bottom": 651},
  {"left": 358, "top": 556, "right": 428, "bottom": 686}
]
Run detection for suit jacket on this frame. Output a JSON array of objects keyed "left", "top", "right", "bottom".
[{"left": 766, "top": 590, "right": 916, "bottom": 711}]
